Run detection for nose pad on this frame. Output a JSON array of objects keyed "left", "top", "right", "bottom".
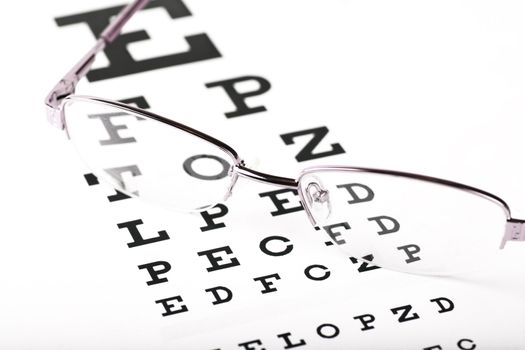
[
  {"left": 305, "top": 180, "right": 332, "bottom": 223},
  {"left": 224, "top": 165, "right": 239, "bottom": 201}
]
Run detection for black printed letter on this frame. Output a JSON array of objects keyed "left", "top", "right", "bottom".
[
  {"left": 304, "top": 264, "right": 331, "bottom": 281},
  {"left": 138, "top": 261, "right": 171, "bottom": 285},
  {"left": 117, "top": 219, "right": 170, "bottom": 248},
  {"left": 280, "top": 126, "right": 345, "bottom": 162},
  {"left": 430, "top": 297, "right": 454, "bottom": 313},
  {"left": 458, "top": 339, "right": 476, "bottom": 350},
  {"left": 277, "top": 332, "right": 306, "bottom": 348},
  {"left": 183, "top": 155, "right": 230, "bottom": 180},
  {"left": 317, "top": 324, "right": 340, "bottom": 338},
  {"left": 337, "top": 183, "right": 374, "bottom": 204},
  {"left": 322, "top": 222, "right": 350, "bottom": 245},
  {"left": 397, "top": 244, "right": 422, "bottom": 264},
  {"left": 55, "top": 0, "right": 221, "bottom": 81},
  {"left": 259, "top": 189, "right": 303, "bottom": 216},
  {"left": 238, "top": 340, "right": 265, "bottom": 350},
  {"left": 391, "top": 304, "right": 420, "bottom": 323},
  {"left": 197, "top": 246, "right": 241, "bottom": 272},
  {"left": 205, "top": 286, "right": 233, "bottom": 305},
  {"left": 368, "top": 216, "right": 400, "bottom": 235},
  {"left": 155, "top": 295, "right": 188, "bottom": 316},
  {"left": 200, "top": 204, "right": 229, "bottom": 232},
  {"left": 253, "top": 273, "right": 281, "bottom": 294},
  {"left": 260, "top": 236, "right": 293, "bottom": 257},
  {"left": 353, "top": 314, "right": 375, "bottom": 331},
  {"left": 350, "top": 255, "right": 381, "bottom": 273},
  {"left": 205, "top": 76, "right": 271, "bottom": 118}
]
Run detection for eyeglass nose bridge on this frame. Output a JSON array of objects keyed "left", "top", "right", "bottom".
[
  {"left": 231, "top": 164, "right": 334, "bottom": 229},
  {"left": 233, "top": 163, "right": 298, "bottom": 188}
]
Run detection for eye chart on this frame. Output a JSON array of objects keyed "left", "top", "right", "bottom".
[{"left": 1, "top": 0, "right": 525, "bottom": 349}]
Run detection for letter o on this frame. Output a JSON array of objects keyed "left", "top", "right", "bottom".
[
  {"left": 316, "top": 323, "right": 340, "bottom": 339},
  {"left": 183, "top": 154, "right": 230, "bottom": 180}
]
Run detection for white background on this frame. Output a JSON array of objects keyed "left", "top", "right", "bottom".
[{"left": 1, "top": 0, "right": 525, "bottom": 349}]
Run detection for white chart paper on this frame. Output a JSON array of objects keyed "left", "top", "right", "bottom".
[{"left": 1, "top": 1, "right": 525, "bottom": 349}]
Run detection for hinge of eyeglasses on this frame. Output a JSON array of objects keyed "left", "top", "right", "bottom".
[
  {"left": 45, "top": 39, "right": 105, "bottom": 130},
  {"left": 45, "top": 78, "right": 76, "bottom": 130},
  {"left": 500, "top": 219, "right": 525, "bottom": 249}
]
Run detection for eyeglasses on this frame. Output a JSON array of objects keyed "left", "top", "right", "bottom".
[{"left": 45, "top": 0, "right": 525, "bottom": 276}]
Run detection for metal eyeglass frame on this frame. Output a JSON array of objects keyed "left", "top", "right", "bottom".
[{"left": 45, "top": 0, "right": 525, "bottom": 250}]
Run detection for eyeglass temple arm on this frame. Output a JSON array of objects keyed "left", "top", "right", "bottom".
[{"left": 45, "top": 0, "right": 149, "bottom": 129}]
